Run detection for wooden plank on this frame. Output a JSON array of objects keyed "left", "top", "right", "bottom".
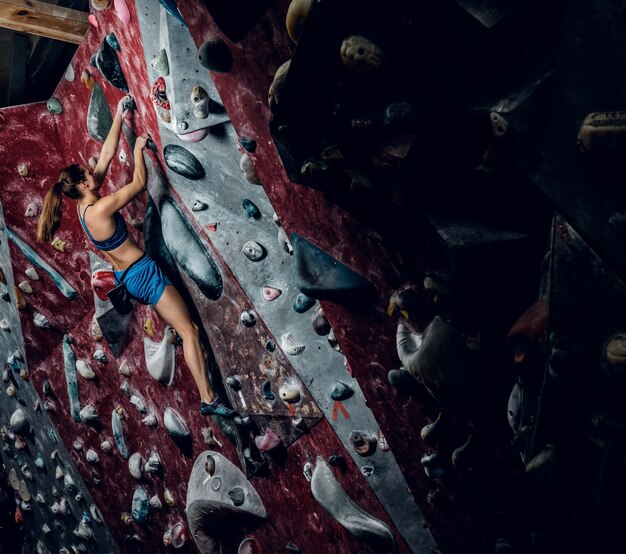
[{"left": 0, "top": 0, "right": 89, "bottom": 44}]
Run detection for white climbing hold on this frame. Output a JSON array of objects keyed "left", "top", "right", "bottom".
[
  {"left": 281, "top": 333, "right": 305, "bottom": 355},
  {"left": 25, "top": 267, "right": 39, "bottom": 280},
  {"left": 76, "top": 360, "right": 95, "bottom": 380}
]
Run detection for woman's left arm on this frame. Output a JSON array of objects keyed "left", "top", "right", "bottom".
[{"left": 94, "top": 96, "right": 131, "bottom": 183}]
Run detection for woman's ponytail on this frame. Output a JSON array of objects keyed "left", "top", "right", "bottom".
[{"left": 37, "top": 181, "right": 65, "bottom": 243}]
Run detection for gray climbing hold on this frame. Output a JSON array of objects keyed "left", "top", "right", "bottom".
[
  {"left": 164, "top": 408, "right": 190, "bottom": 444},
  {"left": 151, "top": 48, "right": 169, "bottom": 76},
  {"left": 186, "top": 451, "right": 266, "bottom": 553},
  {"left": 291, "top": 234, "right": 375, "bottom": 302},
  {"left": 242, "top": 199, "right": 260, "bottom": 219},
  {"left": 396, "top": 317, "right": 476, "bottom": 407},
  {"left": 112, "top": 407, "right": 129, "bottom": 459},
  {"left": 163, "top": 145, "right": 205, "bottom": 179},
  {"left": 312, "top": 309, "right": 331, "bottom": 335},
  {"left": 242, "top": 241, "right": 266, "bottom": 262},
  {"left": 79, "top": 404, "right": 100, "bottom": 425},
  {"left": 330, "top": 381, "right": 353, "bottom": 401},
  {"left": 131, "top": 487, "right": 150, "bottom": 523},
  {"left": 310, "top": 457, "right": 395, "bottom": 552},
  {"left": 198, "top": 39, "right": 233, "bottom": 72},
  {"left": 421, "top": 453, "right": 445, "bottom": 479},
  {"left": 10, "top": 409, "right": 29, "bottom": 435},
  {"left": 192, "top": 200, "right": 208, "bottom": 212},
  {"left": 143, "top": 326, "right": 176, "bottom": 385},
  {"left": 62, "top": 336, "right": 81, "bottom": 423},
  {"left": 87, "top": 82, "right": 113, "bottom": 142},
  {"left": 160, "top": 197, "right": 223, "bottom": 300},
  {"left": 129, "top": 453, "right": 143, "bottom": 479},
  {"left": 47, "top": 97, "right": 63, "bottom": 114}
]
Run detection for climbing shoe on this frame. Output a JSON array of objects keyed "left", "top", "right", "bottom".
[{"left": 200, "top": 398, "right": 237, "bottom": 418}]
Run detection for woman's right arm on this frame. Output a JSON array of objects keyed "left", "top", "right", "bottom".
[{"left": 93, "top": 134, "right": 149, "bottom": 216}]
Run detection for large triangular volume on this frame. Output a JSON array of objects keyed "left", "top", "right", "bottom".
[{"left": 291, "top": 234, "right": 375, "bottom": 302}]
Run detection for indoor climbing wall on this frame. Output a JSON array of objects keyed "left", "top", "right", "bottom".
[{"left": 3, "top": 0, "right": 626, "bottom": 553}]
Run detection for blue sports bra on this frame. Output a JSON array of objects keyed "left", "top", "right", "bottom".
[{"left": 79, "top": 204, "right": 129, "bottom": 251}]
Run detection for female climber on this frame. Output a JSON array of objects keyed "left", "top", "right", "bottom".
[{"left": 36, "top": 95, "right": 235, "bottom": 419}]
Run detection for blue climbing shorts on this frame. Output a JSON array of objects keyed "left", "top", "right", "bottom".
[{"left": 114, "top": 254, "right": 173, "bottom": 306}]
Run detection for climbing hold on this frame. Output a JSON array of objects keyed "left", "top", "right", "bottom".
[
  {"left": 144, "top": 452, "right": 161, "bottom": 474},
  {"left": 293, "top": 293, "right": 315, "bottom": 314},
  {"left": 93, "top": 38, "right": 128, "bottom": 92},
  {"left": 164, "top": 408, "right": 191, "bottom": 446},
  {"left": 144, "top": 319, "right": 154, "bottom": 336},
  {"left": 186, "top": 451, "right": 267, "bottom": 552},
  {"left": 292, "top": 234, "right": 375, "bottom": 302},
  {"left": 151, "top": 48, "right": 169, "bottom": 76},
  {"left": 330, "top": 381, "right": 353, "bottom": 401},
  {"left": 192, "top": 200, "right": 208, "bottom": 212},
  {"left": 120, "top": 380, "right": 132, "bottom": 397},
  {"left": 119, "top": 149, "right": 127, "bottom": 164},
  {"left": 86, "top": 449, "right": 99, "bottom": 464},
  {"left": 254, "top": 428, "right": 282, "bottom": 452},
  {"left": 279, "top": 383, "right": 301, "bottom": 403},
  {"left": 144, "top": 326, "right": 176, "bottom": 385},
  {"left": 311, "top": 457, "right": 395, "bottom": 552},
  {"left": 238, "top": 137, "right": 257, "bottom": 153},
  {"left": 76, "top": 360, "right": 95, "bottom": 380},
  {"left": 10, "top": 409, "right": 30, "bottom": 435},
  {"left": 62, "top": 336, "right": 81, "bottom": 423},
  {"left": 130, "top": 395, "right": 146, "bottom": 413},
  {"left": 242, "top": 241, "right": 266, "bottom": 262},
  {"left": 80, "top": 69, "right": 95, "bottom": 90},
  {"left": 268, "top": 60, "right": 291, "bottom": 112},
  {"left": 112, "top": 407, "right": 129, "bottom": 459},
  {"left": 47, "top": 97, "right": 63, "bottom": 115},
  {"left": 260, "top": 380, "right": 275, "bottom": 400},
  {"left": 17, "top": 163, "right": 28, "bottom": 176},
  {"left": 0, "top": 319, "right": 10, "bottom": 332},
  {"left": 51, "top": 236, "right": 66, "bottom": 251},
  {"left": 242, "top": 199, "right": 260, "bottom": 219},
  {"left": 93, "top": 349, "right": 106, "bottom": 363},
  {"left": 91, "top": 315, "right": 103, "bottom": 342},
  {"left": 150, "top": 495, "right": 162, "bottom": 509},
  {"left": 64, "top": 63, "right": 75, "bottom": 81},
  {"left": 280, "top": 333, "right": 305, "bottom": 356},
  {"left": 262, "top": 286, "right": 282, "bottom": 301},
  {"left": 17, "top": 281, "right": 32, "bottom": 294},
  {"left": 129, "top": 452, "right": 143, "bottom": 479},
  {"left": 25, "top": 202, "right": 39, "bottom": 218},
  {"left": 163, "top": 145, "right": 205, "bottom": 179},
  {"left": 150, "top": 77, "right": 171, "bottom": 110},
  {"left": 286, "top": 0, "right": 312, "bottom": 43},
  {"left": 87, "top": 82, "right": 113, "bottom": 143},
  {"left": 421, "top": 453, "right": 445, "bottom": 479},
  {"left": 340, "top": 36, "right": 385, "bottom": 73},
  {"left": 118, "top": 359, "right": 130, "bottom": 377},
  {"left": 198, "top": 39, "right": 233, "bottom": 72},
  {"left": 101, "top": 440, "right": 112, "bottom": 453},
  {"left": 396, "top": 317, "right": 475, "bottom": 406},
  {"left": 349, "top": 431, "right": 377, "bottom": 456},
  {"left": 240, "top": 153, "right": 260, "bottom": 184},
  {"left": 113, "top": 0, "right": 130, "bottom": 23},
  {"left": 163, "top": 488, "right": 176, "bottom": 506},
  {"left": 191, "top": 86, "right": 210, "bottom": 120},
  {"left": 24, "top": 267, "right": 38, "bottom": 280},
  {"left": 105, "top": 32, "right": 120, "bottom": 52},
  {"left": 142, "top": 413, "right": 157, "bottom": 427},
  {"left": 240, "top": 311, "right": 256, "bottom": 327},
  {"left": 311, "top": 309, "right": 331, "bottom": 335}
]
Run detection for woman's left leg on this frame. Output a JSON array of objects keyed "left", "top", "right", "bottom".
[{"left": 154, "top": 285, "right": 215, "bottom": 404}]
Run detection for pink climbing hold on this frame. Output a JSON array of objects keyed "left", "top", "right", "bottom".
[
  {"left": 88, "top": 14, "right": 99, "bottom": 28},
  {"left": 262, "top": 286, "right": 282, "bottom": 301},
  {"left": 114, "top": 0, "right": 131, "bottom": 24},
  {"left": 254, "top": 428, "right": 282, "bottom": 452}
]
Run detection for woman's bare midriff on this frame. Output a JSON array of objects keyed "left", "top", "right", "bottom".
[{"left": 99, "top": 235, "right": 145, "bottom": 272}]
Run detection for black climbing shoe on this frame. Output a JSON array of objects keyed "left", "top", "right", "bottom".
[{"left": 200, "top": 398, "right": 237, "bottom": 418}]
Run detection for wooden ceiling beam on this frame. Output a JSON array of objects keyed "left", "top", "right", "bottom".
[{"left": 0, "top": 0, "right": 89, "bottom": 45}]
